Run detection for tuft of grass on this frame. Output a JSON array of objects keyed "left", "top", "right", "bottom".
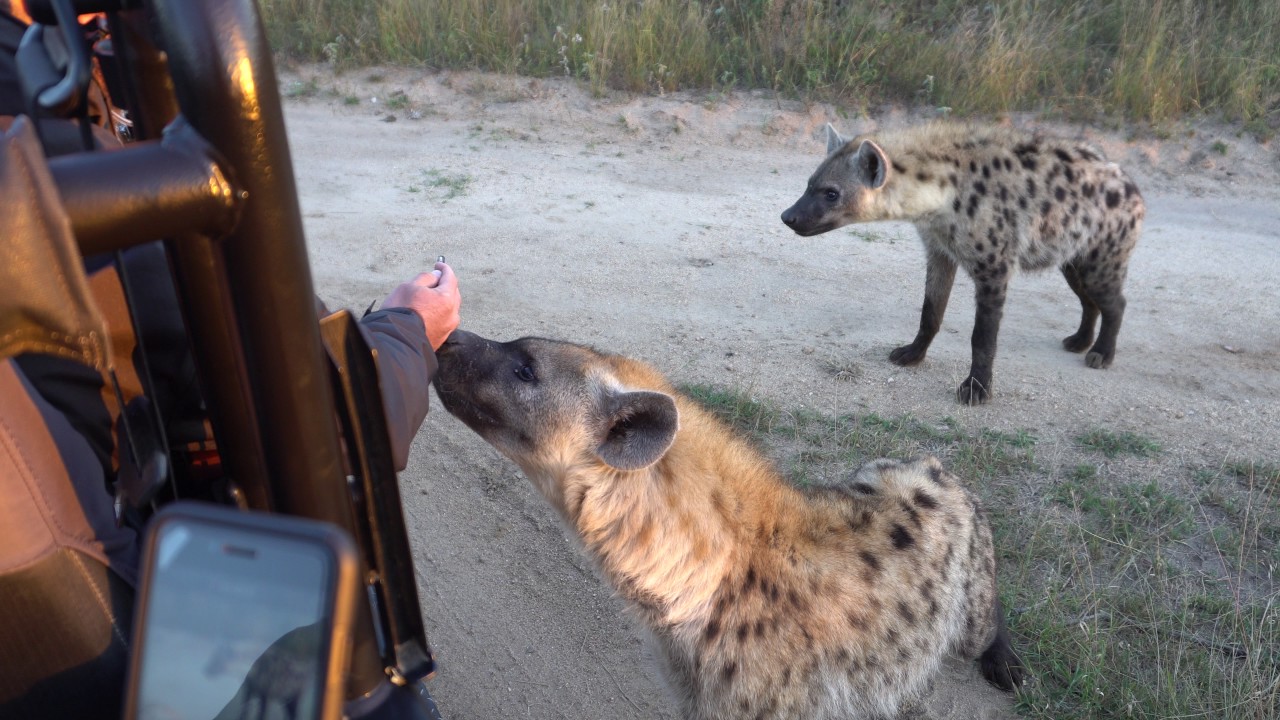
[
  {"left": 847, "top": 228, "right": 901, "bottom": 244},
  {"left": 1053, "top": 468, "right": 1195, "bottom": 549},
  {"left": 1227, "top": 460, "right": 1280, "bottom": 487},
  {"left": 1243, "top": 116, "right": 1277, "bottom": 143},
  {"left": 1078, "top": 427, "right": 1161, "bottom": 458},
  {"left": 261, "top": 0, "right": 1280, "bottom": 126},
  {"left": 419, "top": 168, "right": 473, "bottom": 200},
  {"left": 385, "top": 89, "right": 410, "bottom": 110},
  {"left": 679, "top": 383, "right": 780, "bottom": 436},
  {"left": 679, "top": 383, "right": 1279, "bottom": 720},
  {"left": 342, "top": 94, "right": 360, "bottom": 105},
  {"left": 679, "top": 384, "right": 1037, "bottom": 488},
  {"left": 820, "top": 358, "right": 862, "bottom": 383},
  {"left": 282, "top": 77, "right": 319, "bottom": 98}
]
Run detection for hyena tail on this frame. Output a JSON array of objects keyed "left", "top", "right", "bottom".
[{"left": 978, "top": 597, "right": 1025, "bottom": 692}]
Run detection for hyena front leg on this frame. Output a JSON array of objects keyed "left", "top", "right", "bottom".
[
  {"left": 891, "top": 247, "right": 957, "bottom": 366},
  {"left": 957, "top": 269, "right": 1009, "bottom": 405},
  {"left": 1060, "top": 262, "right": 1099, "bottom": 353}
]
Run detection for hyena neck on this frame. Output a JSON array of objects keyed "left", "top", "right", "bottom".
[
  {"left": 877, "top": 147, "right": 957, "bottom": 220},
  {"left": 568, "top": 402, "right": 803, "bottom": 630}
]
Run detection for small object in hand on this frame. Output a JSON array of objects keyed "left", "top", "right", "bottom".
[{"left": 437, "top": 255, "right": 446, "bottom": 264}]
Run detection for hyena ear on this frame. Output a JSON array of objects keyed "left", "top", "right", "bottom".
[
  {"left": 825, "top": 123, "right": 849, "bottom": 156},
  {"left": 595, "top": 390, "right": 679, "bottom": 471},
  {"left": 854, "top": 139, "right": 889, "bottom": 189}
]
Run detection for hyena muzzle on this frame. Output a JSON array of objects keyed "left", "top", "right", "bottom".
[
  {"left": 433, "top": 329, "right": 1024, "bottom": 719},
  {"left": 781, "top": 122, "right": 1144, "bottom": 404}
]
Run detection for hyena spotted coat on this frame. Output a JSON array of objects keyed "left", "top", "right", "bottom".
[
  {"left": 433, "top": 330, "right": 1023, "bottom": 720},
  {"left": 781, "top": 122, "right": 1145, "bottom": 404}
]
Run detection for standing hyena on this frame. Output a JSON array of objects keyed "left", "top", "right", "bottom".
[
  {"left": 433, "top": 330, "right": 1023, "bottom": 719},
  {"left": 781, "top": 122, "right": 1145, "bottom": 404}
]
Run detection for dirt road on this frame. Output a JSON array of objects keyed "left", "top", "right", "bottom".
[{"left": 283, "top": 65, "right": 1280, "bottom": 719}]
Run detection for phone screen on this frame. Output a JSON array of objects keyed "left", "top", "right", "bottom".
[{"left": 131, "top": 518, "right": 335, "bottom": 720}]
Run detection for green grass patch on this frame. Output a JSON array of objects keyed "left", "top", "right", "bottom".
[
  {"left": 680, "top": 383, "right": 1037, "bottom": 486},
  {"left": 680, "top": 383, "right": 1279, "bottom": 720},
  {"left": 282, "top": 77, "right": 319, "bottom": 98},
  {"left": 385, "top": 89, "right": 410, "bottom": 110},
  {"left": 679, "top": 383, "right": 780, "bottom": 436},
  {"left": 419, "top": 168, "right": 473, "bottom": 200},
  {"left": 1053, "top": 468, "right": 1195, "bottom": 550},
  {"left": 261, "top": 0, "right": 1280, "bottom": 125},
  {"left": 1078, "top": 427, "right": 1161, "bottom": 458},
  {"left": 1197, "top": 460, "right": 1280, "bottom": 572}
]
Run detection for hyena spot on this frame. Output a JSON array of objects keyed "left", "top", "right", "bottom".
[
  {"left": 956, "top": 377, "right": 991, "bottom": 405},
  {"left": 889, "top": 343, "right": 928, "bottom": 366},
  {"left": 889, "top": 524, "right": 915, "bottom": 550}
]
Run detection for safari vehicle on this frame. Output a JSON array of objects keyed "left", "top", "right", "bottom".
[{"left": 0, "top": 1, "right": 444, "bottom": 717}]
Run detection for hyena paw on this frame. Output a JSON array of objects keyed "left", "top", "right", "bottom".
[
  {"left": 1085, "top": 348, "right": 1115, "bottom": 369},
  {"left": 889, "top": 343, "right": 928, "bottom": 366},
  {"left": 1061, "top": 331, "right": 1094, "bottom": 353},
  {"left": 979, "top": 643, "right": 1026, "bottom": 692},
  {"left": 956, "top": 377, "right": 991, "bottom": 405}
]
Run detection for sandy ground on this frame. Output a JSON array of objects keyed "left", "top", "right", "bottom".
[{"left": 280, "top": 65, "right": 1280, "bottom": 719}]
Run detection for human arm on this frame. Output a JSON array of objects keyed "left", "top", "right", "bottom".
[{"left": 357, "top": 262, "right": 460, "bottom": 470}]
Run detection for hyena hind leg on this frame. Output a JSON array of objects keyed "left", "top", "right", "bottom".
[
  {"left": 1086, "top": 290, "right": 1125, "bottom": 369},
  {"left": 978, "top": 598, "right": 1025, "bottom": 692},
  {"left": 1060, "top": 262, "right": 1099, "bottom": 354},
  {"left": 1074, "top": 261, "right": 1128, "bottom": 369}
]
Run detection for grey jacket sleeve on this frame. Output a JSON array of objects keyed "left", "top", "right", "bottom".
[{"left": 358, "top": 308, "right": 437, "bottom": 471}]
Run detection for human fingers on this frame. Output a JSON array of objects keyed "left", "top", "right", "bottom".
[{"left": 431, "top": 263, "right": 458, "bottom": 295}]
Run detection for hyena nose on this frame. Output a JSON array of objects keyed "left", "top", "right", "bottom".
[
  {"left": 441, "top": 329, "right": 476, "bottom": 349},
  {"left": 781, "top": 208, "right": 798, "bottom": 227}
]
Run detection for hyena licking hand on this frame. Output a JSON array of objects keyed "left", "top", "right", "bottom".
[
  {"left": 781, "top": 122, "right": 1144, "bottom": 404},
  {"left": 433, "top": 330, "right": 1023, "bottom": 719}
]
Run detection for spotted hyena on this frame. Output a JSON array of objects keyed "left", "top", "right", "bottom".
[
  {"left": 433, "top": 330, "right": 1023, "bottom": 719},
  {"left": 781, "top": 122, "right": 1144, "bottom": 404}
]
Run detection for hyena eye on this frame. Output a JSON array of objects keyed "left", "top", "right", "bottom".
[
  {"left": 824, "top": 189, "right": 840, "bottom": 202},
  {"left": 515, "top": 364, "right": 536, "bottom": 382}
]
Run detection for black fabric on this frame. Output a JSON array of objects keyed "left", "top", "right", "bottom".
[
  {"left": 117, "top": 243, "right": 208, "bottom": 446},
  {"left": 13, "top": 353, "right": 115, "bottom": 484},
  {"left": 0, "top": 11, "right": 114, "bottom": 157},
  {"left": 0, "top": 12, "right": 24, "bottom": 118}
]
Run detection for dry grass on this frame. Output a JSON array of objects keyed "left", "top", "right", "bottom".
[{"left": 262, "top": 0, "right": 1280, "bottom": 130}]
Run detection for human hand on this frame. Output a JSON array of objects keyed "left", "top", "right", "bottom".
[{"left": 381, "top": 262, "right": 460, "bottom": 351}]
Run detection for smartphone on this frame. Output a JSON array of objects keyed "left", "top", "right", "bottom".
[{"left": 123, "top": 502, "right": 360, "bottom": 720}]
